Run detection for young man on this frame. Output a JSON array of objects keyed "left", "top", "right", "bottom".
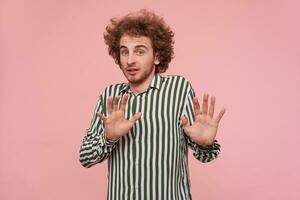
[{"left": 79, "top": 9, "right": 226, "bottom": 200}]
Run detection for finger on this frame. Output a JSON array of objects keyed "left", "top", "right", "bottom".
[
  {"left": 193, "top": 97, "right": 201, "bottom": 116},
  {"left": 208, "top": 96, "right": 215, "bottom": 118},
  {"left": 216, "top": 107, "right": 226, "bottom": 123},
  {"left": 181, "top": 115, "right": 189, "bottom": 128},
  {"left": 113, "top": 96, "right": 120, "bottom": 111},
  {"left": 202, "top": 93, "right": 209, "bottom": 115},
  {"left": 120, "top": 94, "right": 128, "bottom": 111},
  {"left": 96, "top": 112, "right": 106, "bottom": 122},
  {"left": 107, "top": 96, "right": 113, "bottom": 114},
  {"left": 129, "top": 112, "right": 142, "bottom": 123}
]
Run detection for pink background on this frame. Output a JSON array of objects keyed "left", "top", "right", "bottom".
[{"left": 1, "top": 0, "right": 300, "bottom": 199}]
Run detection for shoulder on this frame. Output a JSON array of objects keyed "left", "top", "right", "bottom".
[
  {"left": 162, "top": 74, "right": 193, "bottom": 89},
  {"left": 104, "top": 83, "right": 126, "bottom": 92},
  {"left": 163, "top": 74, "right": 190, "bottom": 83},
  {"left": 99, "top": 82, "right": 128, "bottom": 98}
]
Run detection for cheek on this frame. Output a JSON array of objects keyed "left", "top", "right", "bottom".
[
  {"left": 118, "top": 59, "right": 125, "bottom": 69},
  {"left": 145, "top": 57, "right": 155, "bottom": 67},
  {"left": 120, "top": 57, "right": 126, "bottom": 65},
  {"left": 120, "top": 54, "right": 129, "bottom": 63}
]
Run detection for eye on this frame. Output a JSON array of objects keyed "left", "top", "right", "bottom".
[
  {"left": 135, "top": 49, "right": 145, "bottom": 56},
  {"left": 120, "top": 49, "right": 128, "bottom": 56}
]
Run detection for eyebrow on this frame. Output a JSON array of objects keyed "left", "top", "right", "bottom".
[{"left": 120, "top": 45, "right": 148, "bottom": 50}]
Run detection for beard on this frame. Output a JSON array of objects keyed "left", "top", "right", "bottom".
[{"left": 122, "top": 64, "right": 155, "bottom": 86}]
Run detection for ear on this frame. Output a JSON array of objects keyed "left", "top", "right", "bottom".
[{"left": 154, "top": 54, "right": 160, "bottom": 65}]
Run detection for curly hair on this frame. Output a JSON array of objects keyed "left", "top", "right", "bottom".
[{"left": 103, "top": 9, "right": 175, "bottom": 73}]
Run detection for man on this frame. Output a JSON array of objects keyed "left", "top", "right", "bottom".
[{"left": 79, "top": 9, "right": 226, "bottom": 200}]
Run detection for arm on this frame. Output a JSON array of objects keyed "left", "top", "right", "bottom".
[
  {"left": 182, "top": 85, "right": 222, "bottom": 163},
  {"left": 79, "top": 94, "right": 119, "bottom": 168}
]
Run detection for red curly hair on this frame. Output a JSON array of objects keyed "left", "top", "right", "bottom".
[{"left": 103, "top": 9, "right": 175, "bottom": 73}]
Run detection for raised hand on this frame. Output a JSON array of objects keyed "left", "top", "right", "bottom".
[
  {"left": 181, "top": 93, "right": 226, "bottom": 147},
  {"left": 97, "top": 94, "right": 142, "bottom": 141}
]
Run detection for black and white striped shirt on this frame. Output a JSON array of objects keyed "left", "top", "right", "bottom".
[{"left": 79, "top": 74, "right": 221, "bottom": 200}]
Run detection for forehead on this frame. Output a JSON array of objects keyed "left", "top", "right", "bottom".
[{"left": 120, "top": 34, "right": 152, "bottom": 48}]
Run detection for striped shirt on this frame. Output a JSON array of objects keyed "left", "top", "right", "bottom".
[{"left": 79, "top": 74, "right": 221, "bottom": 200}]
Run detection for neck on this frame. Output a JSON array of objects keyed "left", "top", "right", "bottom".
[{"left": 129, "top": 72, "right": 156, "bottom": 94}]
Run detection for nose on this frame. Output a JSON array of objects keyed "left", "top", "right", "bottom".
[{"left": 127, "top": 52, "right": 136, "bottom": 65}]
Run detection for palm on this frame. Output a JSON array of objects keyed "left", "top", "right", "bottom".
[
  {"left": 97, "top": 95, "right": 142, "bottom": 140},
  {"left": 182, "top": 93, "right": 225, "bottom": 147}
]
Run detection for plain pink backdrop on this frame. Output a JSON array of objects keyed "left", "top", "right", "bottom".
[{"left": 1, "top": 0, "right": 300, "bottom": 199}]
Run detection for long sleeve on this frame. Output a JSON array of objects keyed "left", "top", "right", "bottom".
[
  {"left": 79, "top": 94, "right": 118, "bottom": 168},
  {"left": 182, "top": 83, "right": 221, "bottom": 163}
]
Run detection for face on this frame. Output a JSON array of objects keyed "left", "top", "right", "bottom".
[{"left": 119, "top": 34, "right": 159, "bottom": 86}]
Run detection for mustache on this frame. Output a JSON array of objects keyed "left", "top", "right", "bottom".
[
  {"left": 126, "top": 63, "right": 137, "bottom": 68},
  {"left": 125, "top": 65, "right": 139, "bottom": 70}
]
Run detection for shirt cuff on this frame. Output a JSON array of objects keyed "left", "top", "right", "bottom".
[
  {"left": 103, "top": 132, "right": 120, "bottom": 147},
  {"left": 196, "top": 140, "right": 220, "bottom": 151}
]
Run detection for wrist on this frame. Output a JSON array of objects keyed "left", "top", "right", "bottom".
[
  {"left": 198, "top": 140, "right": 214, "bottom": 147},
  {"left": 104, "top": 131, "right": 120, "bottom": 141}
]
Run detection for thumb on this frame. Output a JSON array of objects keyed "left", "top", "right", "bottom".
[
  {"left": 181, "top": 115, "right": 189, "bottom": 128},
  {"left": 130, "top": 112, "right": 142, "bottom": 123},
  {"left": 97, "top": 112, "right": 106, "bottom": 122}
]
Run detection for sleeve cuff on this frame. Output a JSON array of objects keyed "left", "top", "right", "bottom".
[
  {"left": 103, "top": 132, "right": 120, "bottom": 147},
  {"left": 195, "top": 140, "right": 221, "bottom": 151}
]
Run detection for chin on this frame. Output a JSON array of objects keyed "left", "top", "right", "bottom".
[
  {"left": 128, "top": 79, "right": 141, "bottom": 84},
  {"left": 125, "top": 74, "right": 140, "bottom": 81},
  {"left": 129, "top": 77, "right": 145, "bottom": 85}
]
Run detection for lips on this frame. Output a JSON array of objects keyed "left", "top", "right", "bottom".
[{"left": 126, "top": 68, "right": 139, "bottom": 75}]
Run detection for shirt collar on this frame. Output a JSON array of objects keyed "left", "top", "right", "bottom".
[{"left": 119, "top": 73, "right": 163, "bottom": 94}]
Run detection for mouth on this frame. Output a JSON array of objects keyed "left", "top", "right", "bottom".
[{"left": 126, "top": 68, "right": 139, "bottom": 75}]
